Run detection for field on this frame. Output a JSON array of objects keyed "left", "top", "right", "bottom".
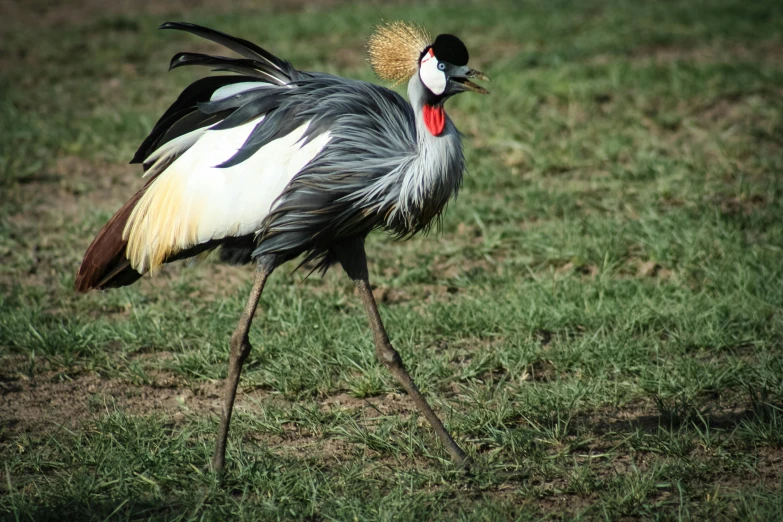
[{"left": 1, "top": 0, "right": 782, "bottom": 519}]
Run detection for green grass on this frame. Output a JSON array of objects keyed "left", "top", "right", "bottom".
[{"left": 2, "top": 0, "right": 783, "bottom": 519}]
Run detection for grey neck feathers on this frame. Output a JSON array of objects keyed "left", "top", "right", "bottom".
[{"left": 390, "top": 75, "right": 465, "bottom": 232}]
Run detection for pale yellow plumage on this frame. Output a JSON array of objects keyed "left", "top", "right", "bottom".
[
  {"left": 124, "top": 169, "right": 191, "bottom": 273},
  {"left": 367, "top": 21, "right": 431, "bottom": 86},
  {"left": 123, "top": 118, "right": 331, "bottom": 274}
]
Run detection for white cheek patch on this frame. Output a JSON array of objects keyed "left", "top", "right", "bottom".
[{"left": 419, "top": 51, "right": 447, "bottom": 95}]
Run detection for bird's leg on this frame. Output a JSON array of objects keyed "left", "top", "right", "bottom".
[
  {"left": 354, "top": 279, "right": 468, "bottom": 465},
  {"left": 211, "top": 262, "right": 273, "bottom": 473},
  {"left": 340, "top": 245, "right": 468, "bottom": 466}
]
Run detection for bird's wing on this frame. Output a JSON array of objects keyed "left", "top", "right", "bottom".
[
  {"left": 121, "top": 23, "right": 327, "bottom": 273},
  {"left": 131, "top": 22, "right": 302, "bottom": 172},
  {"left": 124, "top": 113, "right": 331, "bottom": 273}
]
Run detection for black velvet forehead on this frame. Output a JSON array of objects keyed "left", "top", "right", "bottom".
[{"left": 431, "top": 34, "right": 469, "bottom": 66}]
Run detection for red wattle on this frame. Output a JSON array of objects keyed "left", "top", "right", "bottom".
[{"left": 422, "top": 104, "right": 445, "bottom": 136}]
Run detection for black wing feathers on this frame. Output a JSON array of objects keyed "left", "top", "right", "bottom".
[
  {"left": 158, "top": 22, "right": 291, "bottom": 75},
  {"left": 209, "top": 94, "right": 286, "bottom": 131},
  {"left": 132, "top": 22, "right": 298, "bottom": 165},
  {"left": 155, "top": 109, "right": 233, "bottom": 150},
  {"left": 131, "top": 76, "right": 248, "bottom": 164},
  {"left": 169, "top": 53, "right": 291, "bottom": 85}
]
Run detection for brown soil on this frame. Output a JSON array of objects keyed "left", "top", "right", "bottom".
[
  {"left": 0, "top": 366, "right": 224, "bottom": 439},
  {"left": 1, "top": 155, "right": 137, "bottom": 289},
  {"left": 587, "top": 40, "right": 783, "bottom": 67},
  {"left": 320, "top": 391, "right": 417, "bottom": 417},
  {"left": 0, "top": 361, "right": 436, "bottom": 461}
]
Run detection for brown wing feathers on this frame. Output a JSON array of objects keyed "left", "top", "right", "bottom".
[{"left": 74, "top": 184, "right": 151, "bottom": 292}]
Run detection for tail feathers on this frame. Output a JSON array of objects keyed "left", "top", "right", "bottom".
[
  {"left": 159, "top": 22, "right": 296, "bottom": 84},
  {"left": 75, "top": 189, "right": 147, "bottom": 293},
  {"left": 75, "top": 182, "right": 259, "bottom": 293}
]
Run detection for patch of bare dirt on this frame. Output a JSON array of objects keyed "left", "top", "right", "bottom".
[
  {"left": 364, "top": 282, "right": 458, "bottom": 306},
  {"left": 635, "top": 260, "right": 674, "bottom": 279},
  {"left": 235, "top": 391, "right": 440, "bottom": 463},
  {"left": 688, "top": 95, "right": 757, "bottom": 127},
  {"left": 554, "top": 261, "right": 599, "bottom": 279},
  {"left": 320, "top": 391, "right": 416, "bottom": 418},
  {"left": 638, "top": 41, "right": 783, "bottom": 66},
  {"left": 272, "top": 436, "right": 359, "bottom": 463},
  {"left": 713, "top": 193, "right": 768, "bottom": 218},
  {"left": 432, "top": 247, "right": 499, "bottom": 280},
  {"left": 508, "top": 397, "right": 783, "bottom": 503},
  {"left": 1, "top": 156, "right": 139, "bottom": 288},
  {"left": 518, "top": 358, "right": 560, "bottom": 383},
  {"left": 27, "top": 155, "right": 140, "bottom": 217},
  {"left": 0, "top": 368, "right": 224, "bottom": 439},
  {"left": 588, "top": 40, "right": 783, "bottom": 67}
]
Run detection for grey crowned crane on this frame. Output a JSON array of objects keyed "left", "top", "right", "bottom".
[{"left": 75, "top": 21, "right": 489, "bottom": 471}]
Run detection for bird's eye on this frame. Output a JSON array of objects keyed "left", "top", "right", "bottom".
[{"left": 437, "top": 62, "right": 446, "bottom": 71}]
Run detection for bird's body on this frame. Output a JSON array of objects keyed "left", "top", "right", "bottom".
[
  {"left": 76, "top": 24, "right": 468, "bottom": 288},
  {"left": 76, "top": 21, "right": 488, "bottom": 471}
]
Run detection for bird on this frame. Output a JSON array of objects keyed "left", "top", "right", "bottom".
[{"left": 75, "top": 20, "right": 489, "bottom": 472}]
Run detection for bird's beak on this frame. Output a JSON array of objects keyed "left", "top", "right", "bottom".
[{"left": 450, "top": 67, "right": 490, "bottom": 95}]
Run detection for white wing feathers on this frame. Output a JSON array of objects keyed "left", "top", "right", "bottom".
[
  {"left": 209, "top": 81, "right": 271, "bottom": 101},
  {"left": 141, "top": 125, "right": 216, "bottom": 180},
  {"left": 124, "top": 116, "right": 330, "bottom": 273}
]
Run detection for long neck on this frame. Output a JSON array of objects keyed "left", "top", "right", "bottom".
[
  {"left": 389, "top": 76, "right": 464, "bottom": 233},
  {"left": 408, "top": 75, "right": 447, "bottom": 139}
]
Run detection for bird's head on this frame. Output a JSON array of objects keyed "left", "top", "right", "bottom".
[{"left": 368, "top": 21, "right": 489, "bottom": 103}]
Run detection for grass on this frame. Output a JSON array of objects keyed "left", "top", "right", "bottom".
[{"left": 1, "top": 0, "right": 783, "bottom": 519}]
